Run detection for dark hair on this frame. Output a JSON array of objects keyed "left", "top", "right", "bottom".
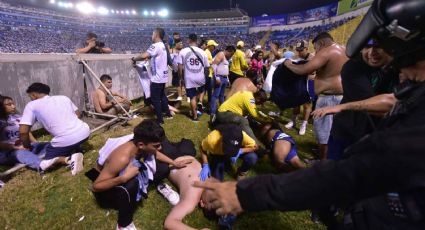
[
  {"left": 0, "top": 95, "right": 13, "bottom": 120},
  {"left": 252, "top": 50, "right": 263, "bottom": 60},
  {"left": 272, "top": 41, "right": 280, "bottom": 49},
  {"left": 86, "top": 32, "right": 98, "bottom": 39},
  {"left": 174, "top": 38, "right": 182, "bottom": 44},
  {"left": 312, "top": 32, "right": 334, "bottom": 44},
  {"left": 26, "top": 82, "right": 50, "bottom": 94},
  {"left": 172, "top": 32, "right": 179, "bottom": 36},
  {"left": 189, "top": 34, "right": 197, "bottom": 42},
  {"left": 225, "top": 45, "right": 236, "bottom": 53},
  {"left": 100, "top": 74, "right": 112, "bottom": 82},
  {"left": 246, "top": 69, "right": 258, "bottom": 80},
  {"left": 154, "top": 28, "right": 165, "bottom": 40},
  {"left": 254, "top": 89, "right": 267, "bottom": 104},
  {"left": 289, "top": 45, "right": 294, "bottom": 49},
  {"left": 133, "top": 120, "right": 165, "bottom": 144}
]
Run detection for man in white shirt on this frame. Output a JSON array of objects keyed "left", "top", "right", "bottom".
[
  {"left": 132, "top": 28, "right": 172, "bottom": 125},
  {"left": 19, "top": 83, "right": 90, "bottom": 175},
  {"left": 177, "top": 34, "right": 210, "bottom": 122}
]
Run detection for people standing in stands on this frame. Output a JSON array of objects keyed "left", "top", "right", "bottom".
[
  {"left": 170, "top": 38, "right": 184, "bottom": 101},
  {"left": 87, "top": 120, "right": 164, "bottom": 230},
  {"left": 205, "top": 40, "right": 219, "bottom": 111},
  {"left": 19, "top": 83, "right": 90, "bottom": 175},
  {"left": 92, "top": 74, "right": 131, "bottom": 115},
  {"left": 132, "top": 28, "right": 173, "bottom": 125},
  {"left": 283, "top": 45, "right": 295, "bottom": 59},
  {"left": 229, "top": 41, "right": 249, "bottom": 84},
  {"left": 284, "top": 32, "right": 348, "bottom": 160},
  {"left": 0, "top": 95, "right": 52, "bottom": 171},
  {"left": 285, "top": 40, "right": 316, "bottom": 135},
  {"left": 177, "top": 34, "right": 209, "bottom": 122},
  {"left": 76, "top": 32, "right": 112, "bottom": 54},
  {"left": 210, "top": 45, "right": 236, "bottom": 115}
]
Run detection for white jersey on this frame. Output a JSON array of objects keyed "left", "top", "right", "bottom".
[
  {"left": 177, "top": 46, "right": 209, "bottom": 89},
  {"left": 20, "top": 95, "right": 90, "bottom": 147},
  {"left": 0, "top": 114, "right": 21, "bottom": 145},
  {"left": 170, "top": 51, "right": 180, "bottom": 72},
  {"left": 147, "top": 41, "right": 169, "bottom": 83}
]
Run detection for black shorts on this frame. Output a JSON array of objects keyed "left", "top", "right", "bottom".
[{"left": 186, "top": 86, "right": 205, "bottom": 99}]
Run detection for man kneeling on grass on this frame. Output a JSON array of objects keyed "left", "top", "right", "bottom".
[{"left": 87, "top": 120, "right": 164, "bottom": 230}]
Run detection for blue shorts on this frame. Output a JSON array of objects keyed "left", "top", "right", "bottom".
[
  {"left": 45, "top": 137, "right": 88, "bottom": 159},
  {"left": 186, "top": 86, "right": 205, "bottom": 99},
  {"left": 271, "top": 131, "right": 297, "bottom": 164}
]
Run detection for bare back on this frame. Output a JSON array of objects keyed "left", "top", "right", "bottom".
[
  {"left": 227, "top": 78, "right": 257, "bottom": 98},
  {"left": 314, "top": 44, "right": 347, "bottom": 95}
]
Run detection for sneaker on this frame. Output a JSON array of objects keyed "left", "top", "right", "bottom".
[
  {"left": 310, "top": 211, "right": 320, "bottom": 224},
  {"left": 299, "top": 123, "right": 307, "bottom": 135},
  {"left": 157, "top": 183, "right": 180, "bottom": 205},
  {"left": 197, "top": 103, "right": 204, "bottom": 113},
  {"left": 285, "top": 121, "right": 294, "bottom": 129},
  {"left": 40, "top": 157, "right": 60, "bottom": 171},
  {"left": 186, "top": 97, "right": 190, "bottom": 103},
  {"left": 192, "top": 117, "right": 199, "bottom": 122},
  {"left": 176, "top": 96, "right": 182, "bottom": 101},
  {"left": 164, "top": 114, "right": 173, "bottom": 120},
  {"left": 117, "top": 222, "right": 137, "bottom": 230},
  {"left": 197, "top": 110, "right": 203, "bottom": 117},
  {"left": 218, "top": 215, "right": 237, "bottom": 230},
  {"left": 268, "top": 111, "right": 280, "bottom": 117},
  {"left": 69, "top": 152, "right": 84, "bottom": 176}
]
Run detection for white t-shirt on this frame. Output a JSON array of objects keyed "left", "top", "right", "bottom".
[
  {"left": 20, "top": 95, "right": 90, "bottom": 147},
  {"left": 0, "top": 114, "right": 21, "bottom": 145},
  {"left": 177, "top": 46, "right": 209, "bottom": 89},
  {"left": 147, "top": 42, "right": 169, "bottom": 84},
  {"left": 170, "top": 51, "right": 180, "bottom": 73}
]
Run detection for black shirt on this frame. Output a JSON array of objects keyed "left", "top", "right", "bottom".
[
  {"left": 331, "top": 56, "right": 399, "bottom": 143},
  {"left": 236, "top": 82, "right": 425, "bottom": 223}
]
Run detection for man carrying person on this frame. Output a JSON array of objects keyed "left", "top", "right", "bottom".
[
  {"left": 229, "top": 41, "right": 249, "bottom": 84},
  {"left": 87, "top": 120, "right": 164, "bottom": 230},
  {"left": 210, "top": 45, "right": 236, "bottom": 115},
  {"left": 92, "top": 74, "right": 131, "bottom": 115},
  {"left": 284, "top": 32, "right": 348, "bottom": 159},
  {"left": 19, "top": 83, "right": 90, "bottom": 175},
  {"left": 132, "top": 28, "right": 173, "bottom": 125},
  {"left": 177, "top": 34, "right": 209, "bottom": 122},
  {"left": 285, "top": 40, "right": 316, "bottom": 135}
]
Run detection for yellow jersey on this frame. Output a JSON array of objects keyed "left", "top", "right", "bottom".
[
  {"left": 230, "top": 49, "right": 248, "bottom": 76},
  {"left": 201, "top": 130, "right": 256, "bottom": 155},
  {"left": 218, "top": 91, "right": 271, "bottom": 123}
]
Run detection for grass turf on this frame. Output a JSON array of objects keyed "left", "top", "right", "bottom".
[{"left": 0, "top": 100, "right": 324, "bottom": 230}]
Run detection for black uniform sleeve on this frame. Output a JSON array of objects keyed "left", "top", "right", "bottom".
[
  {"left": 236, "top": 126, "right": 425, "bottom": 212},
  {"left": 340, "top": 59, "right": 376, "bottom": 103}
]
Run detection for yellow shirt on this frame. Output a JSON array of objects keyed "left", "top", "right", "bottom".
[
  {"left": 205, "top": 48, "right": 213, "bottom": 78},
  {"left": 218, "top": 91, "right": 271, "bottom": 123},
  {"left": 201, "top": 130, "right": 256, "bottom": 155},
  {"left": 230, "top": 49, "right": 248, "bottom": 76}
]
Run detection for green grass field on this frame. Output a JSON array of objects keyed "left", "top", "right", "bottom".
[{"left": 0, "top": 100, "right": 325, "bottom": 230}]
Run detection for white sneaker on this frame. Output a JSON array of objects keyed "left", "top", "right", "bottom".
[
  {"left": 157, "top": 183, "right": 180, "bottom": 206},
  {"left": 299, "top": 123, "right": 307, "bottom": 135},
  {"left": 186, "top": 97, "right": 190, "bottom": 103},
  {"left": 69, "top": 152, "right": 84, "bottom": 176},
  {"left": 176, "top": 96, "right": 182, "bottom": 101},
  {"left": 285, "top": 121, "right": 294, "bottom": 129},
  {"left": 40, "top": 157, "right": 60, "bottom": 171},
  {"left": 117, "top": 222, "right": 137, "bottom": 230}
]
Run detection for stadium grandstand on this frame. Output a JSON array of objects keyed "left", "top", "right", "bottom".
[{"left": 0, "top": 0, "right": 366, "bottom": 54}]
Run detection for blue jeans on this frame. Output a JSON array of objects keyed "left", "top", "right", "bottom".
[
  {"left": 0, "top": 142, "right": 47, "bottom": 170},
  {"left": 209, "top": 152, "right": 258, "bottom": 181},
  {"left": 211, "top": 75, "right": 229, "bottom": 114},
  {"left": 150, "top": 82, "right": 171, "bottom": 124}
]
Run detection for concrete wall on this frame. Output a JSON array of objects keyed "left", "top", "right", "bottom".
[{"left": 0, "top": 54, "right": 146, "bottom": 112}]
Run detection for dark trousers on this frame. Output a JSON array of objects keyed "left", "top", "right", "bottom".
[
  {"left": 209, "top": 153, "right": 258, "bottom": 181},
  {"left": 87, "top": 169, "right": 139, "bottom": 227},
  {"left": 150, "top": 82, "right": 171, "bottom": 123},
  {"left": 228, "top": 72, "right": 244, "bottom": 85},
  {"left": 205, "top": 74, "right": 212, "bottom": 104},
  {"left": 45, "top": 137, "right": 88, "bottom": 159}
]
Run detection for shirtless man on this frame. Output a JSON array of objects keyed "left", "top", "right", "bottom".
[
  {"left": 226, "top": 69, "right": 263, "bottom": 99},
  {"left": 93, "top": 74, "right": 131, "bottom": 115},
  {"left": 284, "top": 32, "right": 348, "bottom": 159},
  {"left": 285, "top": 40, "right": 316, "bottom": 136}
]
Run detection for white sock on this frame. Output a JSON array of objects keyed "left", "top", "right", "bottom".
[{"left": 302, "top": 120, "right": 308, "bottom": 126}]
